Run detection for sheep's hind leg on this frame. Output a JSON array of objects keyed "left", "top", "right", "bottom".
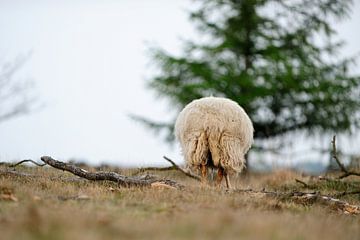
[
  {"left": 200, "top": 162, "right": 208, "bottom": 184},
  {"left": 216, "top": 168, "right": 224, "bottom": 187},
  {"left": 224, "top": 172, "right": 232, "bottom": 189},
  {"left": 192, "top": 131, "right": 208, "bottom": 185}
]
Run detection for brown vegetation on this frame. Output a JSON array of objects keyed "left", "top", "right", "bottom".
[{"left": 1, "top": 160, "right": 359, "bottom": 240}]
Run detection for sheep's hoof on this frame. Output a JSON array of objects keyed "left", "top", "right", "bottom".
[{"left": 224, "top": 188, "right": 235, "bottom": 194}]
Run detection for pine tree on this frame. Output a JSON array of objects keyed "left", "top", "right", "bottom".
[{"left": 136, "top": 0, "right": 360, "bottom": 143}]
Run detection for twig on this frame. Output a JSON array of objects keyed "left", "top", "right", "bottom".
[
  {"left": 332, "top": 135, "right": 360, "bottom": 179},
  {"left": 163, "top": 156, "right": 201, "bottom": 181},
  {"left": 40, "top": 156, "right": 183, "bottom": 189},
  {"left": 231, "top": 188, "right": 279, "bottom": 197},
  {"left": 331, "top": 136, "right": 347, "bottom": 172},
  {"left": 9, "top": 159, "right": 46, "bottom": 168},
  {"left": 295, "top": 178, "right": 310, "bottom": 188},
  {"left": 131, "top": 166, "right": 176, "bottom": 176}
]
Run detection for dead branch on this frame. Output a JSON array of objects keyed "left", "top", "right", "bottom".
[
  {"left": 0, "top": 54, "right": 38, "bottom": 123},
  {"left": 9, "top": 159, "right": 46, "bottom": 168},
  {"left": 332, "top": 135, "right": 360, "bottom": 179},
  {"left": 131, "top": 166, "right": 176, "bottom": 176},
  {"left": 231, "top": 188, "right": 279, "bottom": 197},
  {"left": 233, "top": 188, "right": 360, "bottom": 214},
  {"left": 295, "top": 178, "right": 310, "bottom": 188},
  {"left": 332, "top": 135, "right": 347, "bottom": 172},
  {"left": 163, "top": 156, "right": 201, "bottom": 181},
  {"left": 132, "top": 156, "right": 202, "bottom": 182},
  {"left": 299, "top": 192, "right": 360, "bottom": 214},
  {"left": 40, "top": 156, "right": 183, "bottom": 189}
]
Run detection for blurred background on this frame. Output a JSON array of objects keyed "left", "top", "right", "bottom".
[{"left": 0, "top": 0, "right": 359, "bottom": 173}]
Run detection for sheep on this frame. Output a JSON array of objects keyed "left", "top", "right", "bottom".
[{"left": 174, "top": 96, "right": 254, "bottom": 189}]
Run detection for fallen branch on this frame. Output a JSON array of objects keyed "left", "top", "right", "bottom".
[
  {"left": 40, "top": 156, "right": 183, "bottom": 189},
  {"left": 298, "top": 192, "right": 360, "bottom": 214},
  {"left": 132, "top": 156, "right": 202, "bottom": 182},
  {"left": 332, "top": 136, "right": 360, "bottom": 179},
  {"left": 295, "top": 178, "right": 311, "bottom": 188},
  {"left": 163, "top": 156, "right": 201, "bottom": 181},
  {"left": 9, "top": 159, "right": 46, "bottom": 168},
  {"left": 233, "top": 188, "right": 360, "bottom": 214},
  {"left": 131, "top": 166, "right": 176, "bottom": 176},
  {"left": 231, "top": 188, "right": 279, "bottom": 197}
]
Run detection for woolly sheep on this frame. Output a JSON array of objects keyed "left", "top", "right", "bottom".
[{"left": 175, "top": 97, "right": 254, "bottom": 188}]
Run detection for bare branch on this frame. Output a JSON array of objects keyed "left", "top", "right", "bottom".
[
  {"left": 131, "top": 166, "right": 176, "bottom": 176},
  {"left": 9, "top": 159, "right": 46, "bottom": 168},
  {"left": 163, "top": 156, "right": 201, "bottom": 181},
  {"left": 338, "top": 172, "right": 360, "bottom": 179},
  {"left": 331, "top": 135, "right": 360, "bottom": 179},
  {"left": 40, "top": 156, "right": 183, "bottom": 189},
  {"left": 331, "top": 135, "right": 347, "bottom": 172},
  {"left": 133, "top": 156, "right": 202, "bottom": 182},
  {"left": 0, "top": 54, "right": 37, "bottom": 123},
  {"left": 295, "top": 178, "right": 310, "bottom": 188}
]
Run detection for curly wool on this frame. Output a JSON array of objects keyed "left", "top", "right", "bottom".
[{"left": 175, "top": 97, "right": 254, "bottom": 173}]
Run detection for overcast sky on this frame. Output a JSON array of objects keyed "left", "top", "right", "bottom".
[{"left": 0, "top": 0, "right": 360, "bottom": 167}]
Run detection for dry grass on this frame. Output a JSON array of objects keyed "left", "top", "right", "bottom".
[{"left": 0, "top": 164, "right": 359, "bottom": 240}]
